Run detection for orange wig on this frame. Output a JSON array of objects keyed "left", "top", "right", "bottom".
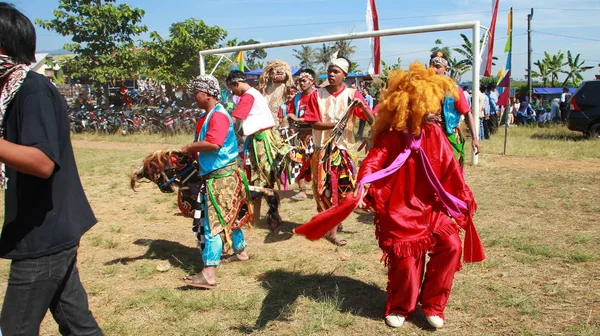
[{"left": 371, "top": 62, "right": 458, "bottom": 140}]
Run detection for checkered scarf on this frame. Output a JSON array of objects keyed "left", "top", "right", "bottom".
[{"left": 0, "top": 55, "right": 30, "bottom": 188}]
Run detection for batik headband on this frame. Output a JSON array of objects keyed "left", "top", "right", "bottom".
[
  {"left": 190, "top": 74, "right": 220, "bottom": 97},
  {"left": 298, "top": 71, "right": 315, "bottom": 81},
  {"left": 430, "top": 56, "right": 449, "bottom": 68}
]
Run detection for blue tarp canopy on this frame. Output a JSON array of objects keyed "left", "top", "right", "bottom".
[
  {"left": 533, "top": 88, "right": 576, "bottom": 94},
  {"left": 317, "top": 72, "right": 371, "bottom": 79}
]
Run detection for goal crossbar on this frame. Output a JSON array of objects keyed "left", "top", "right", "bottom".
[{"left": 199, "top": 21, "right": 482, "bottom": 165}]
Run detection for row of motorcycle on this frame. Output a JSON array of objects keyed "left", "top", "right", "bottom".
[{"left": 68, "top": 103, "right": 198, "bottom": 136}]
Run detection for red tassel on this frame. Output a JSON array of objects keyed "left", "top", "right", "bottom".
[
  {"left": 294, "top": 193, "right": 360, "bottom": 240},
  {"left": 463, "top": 217, "right": 486, "bottom": 263}
]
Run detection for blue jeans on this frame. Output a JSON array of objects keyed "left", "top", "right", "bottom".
[
  {"left": 478, "top": 118, "right": 484, "bottom": 140},
  {"left": 0, "top": 245, "right": 102, "bottom": 336}
]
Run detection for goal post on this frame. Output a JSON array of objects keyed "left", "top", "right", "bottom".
[{"left": 199, "top": 21, "right": 482, "bottom": 165}]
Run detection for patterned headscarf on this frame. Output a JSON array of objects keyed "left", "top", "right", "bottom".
[
  {"left": 0, "top": 55, "right": 30, "bottom": 188},
  {"left": 190, "top": 75, "right": 220, "bottom": 98}
]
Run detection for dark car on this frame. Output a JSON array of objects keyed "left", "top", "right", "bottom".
[{"left": 568, "top": 80, "right": 600, "bottom": 139}]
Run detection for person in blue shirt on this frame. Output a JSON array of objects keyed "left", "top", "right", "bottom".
[
  {"left": 356, "top": 88, "right": 374, "bottom": 139},
  {"left": 180, "top": 75, "right": 252, "bottom": 289}
]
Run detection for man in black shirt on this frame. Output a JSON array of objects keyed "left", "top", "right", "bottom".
[{"left": 0, "top": 3, "right": 102, "bottom": 335}]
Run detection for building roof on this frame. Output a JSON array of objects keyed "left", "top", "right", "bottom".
[{"left": 30, "top": 53, "right": 50, "bottom": 72}]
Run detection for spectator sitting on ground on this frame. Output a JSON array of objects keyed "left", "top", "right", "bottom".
[{"left": 516, "top": 97, "right": 536, "bottom": 125}]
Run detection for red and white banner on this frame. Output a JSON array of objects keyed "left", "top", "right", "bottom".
[
  {"left": 366, "top": 0, "right": 381, "bottom": 75},
  {"left": 481, "top": 0, "right": 500, "bottom": 77}
]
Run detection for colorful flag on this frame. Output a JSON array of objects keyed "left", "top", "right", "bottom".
[
  {"left": 481, "top": 0, "right": 500, "bottom": 77},
  {"left": 366, "top": 0, "right": 381, "bottom": 75},
  {"left": 236, "top": 51, "right": 244, "bottom": 72}
]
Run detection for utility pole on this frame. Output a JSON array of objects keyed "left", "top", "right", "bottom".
[{"left": 527, "top": 8, "right": 534, "bottom": 102}]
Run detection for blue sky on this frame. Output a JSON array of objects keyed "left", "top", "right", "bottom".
[{"left": 17, "top": 0, "right": 600, "bottom": 83}]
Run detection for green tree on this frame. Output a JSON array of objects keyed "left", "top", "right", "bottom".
[
  {"left": 333, "top": 39, "right": 356, "bottom": 58},
  {"left": 348, "top": 61, "right": 361, "bottom": 73},
  {"left": 378, "top": 57, "right": 402, "bottom": 85},
  {"left": 292, "top": 45, "right": 315, "bottom": 69},
  {"left": 449, "top": 57, "right": 469, "bottom": 83},
  {"left": 141, "top": 19, "right": 229, "bottom": 89},
  {"left": 238, "top": 39, "right": 267, "bottom": 70},
  {"left": 314, "top": 43, "right": 334, "bottom": 74},
  {"left": 561, "top": 51, "right": 593, "bottom": 87},
  {"left": 530, "top": 60, "right": 550, "bottom": 87},
  {"left": 36, "top": 0, "right": 147, "bottom": 83},
  {"left": 542, "top": 51, "right": 567, "bottom": 87},
  {"left": 431, "top": 39, "right": 451, "bottom": 58},
  {"left": 452, "top": 33, "right": 497, "bottom": 72}
]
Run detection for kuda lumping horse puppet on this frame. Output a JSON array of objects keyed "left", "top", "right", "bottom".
[
  {"left": 130, "top": 150, "right": 201, "bottom": 218},
  {"left": 130, "top": 150, "right": 285, "bottom": 232}
]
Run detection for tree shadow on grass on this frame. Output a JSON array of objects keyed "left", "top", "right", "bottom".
[
  {"left": 104, "top": 238, "right": 202, "bottom": 274},
  {"left": 233, "top": 269, "right": 387, "bottom": 333}
]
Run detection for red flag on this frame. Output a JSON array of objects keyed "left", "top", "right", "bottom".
[
  {"left": 498, "top": 87, "right": 509, "bottom": 106},
  {"left": 482, "top": 0, "right": 500, "bottom": 77},
  {"left": 366, "top": 0, "right": 381, "bottom": 75}
]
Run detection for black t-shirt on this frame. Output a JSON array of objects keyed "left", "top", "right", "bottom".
[{"left": 0, "top": 72, "right": 97, "bottom": 260}]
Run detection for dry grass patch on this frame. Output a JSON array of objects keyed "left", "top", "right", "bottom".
[{"left": 0, "top": 125, "right": 598, "bottom": 335}]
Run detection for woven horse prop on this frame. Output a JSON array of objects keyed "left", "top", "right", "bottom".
[
  {"left": 130, "top": 150, "right": 201, "bottom": 218},
  {"left": 131, "top": 150, "right": 283, "bottom": 232}
]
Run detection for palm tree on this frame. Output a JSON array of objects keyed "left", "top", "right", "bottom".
[
  {"left": 542, "top": 51, "right": 567, "bottom": 87},
  {"left": 561, "top": 51, "right": 594, "bottom": 87},
  {"left": 348, "top": 61, "right": 360, "bottom": 73},
  {"left": 452, "top": 33, "right": 497, "bottom": 72},
  {"left": 449, "top": 57, "right": 469, "bottom": 82},
  {"left": 332, "top": 39, "right": 356, "bottom": 58},
  {"left": 530, "top": 60, "right": 550, "bottom": 87},
  {"left": 314, "top": 43, "right": 334, "bottom": 73},
  {"left": 431, "top": 39, "right": 451, "bottom": 58},
  {"left": 292, "top": 45, "right": 315, "bottom": 70}
]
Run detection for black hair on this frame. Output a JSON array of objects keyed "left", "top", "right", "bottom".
[
  {"left": 225, "top": 70, "right": 246, "bottom": 86},
  {"left": 487, "top": 83, "right": 497, "bottom": 91},
  {"left": 462, "top": 86, "right": 469, "bottom": 91},
  {"left": 298, "top": 68, "right": 316, "bottom": 79},
  {"left": 479, "top": 85, "right": 486, "bottom": 93},
  {"left": 0, "top": 2, "right": 36, "bottom": 64},
  {"left": 562, "top": 87, "right": 568, "bottom": 92}
]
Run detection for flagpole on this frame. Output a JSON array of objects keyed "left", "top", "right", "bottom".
[{"left": 503, "top": 7, "right": 513, "bottom": 156}]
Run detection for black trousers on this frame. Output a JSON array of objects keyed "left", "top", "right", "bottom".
[{"left": 0, "top": 245, "right": 102, "bottom": 336}]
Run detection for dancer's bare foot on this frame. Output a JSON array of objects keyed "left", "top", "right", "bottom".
[{"left": 222, "top": 251, "right": 249, "bottom": 263}]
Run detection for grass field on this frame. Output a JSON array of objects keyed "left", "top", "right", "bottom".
[{"left": 0, "top": 125, "right": 599, "bottom": 335}]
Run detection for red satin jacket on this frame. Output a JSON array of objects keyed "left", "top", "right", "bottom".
[{"left": 357, "top": 124, "right": 477, "bottom": 259}]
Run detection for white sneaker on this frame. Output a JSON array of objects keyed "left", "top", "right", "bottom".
[
  {"left": 426, "top": 315, "right": 444, "bottom": 328},
  {"left": 385, "top": 314, "right": 405, "bottom": 328}
]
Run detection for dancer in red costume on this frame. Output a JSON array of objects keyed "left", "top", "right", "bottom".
[
  {"left": 295, "top": 62, "right": 485, "bottom": 329},
  {"left": 357, "top": 62, "right": 484, "bottom": 329}
]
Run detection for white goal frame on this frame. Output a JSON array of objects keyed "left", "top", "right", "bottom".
[{"left": 199, "top": 21, "right": 482, "bottom": 165}]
